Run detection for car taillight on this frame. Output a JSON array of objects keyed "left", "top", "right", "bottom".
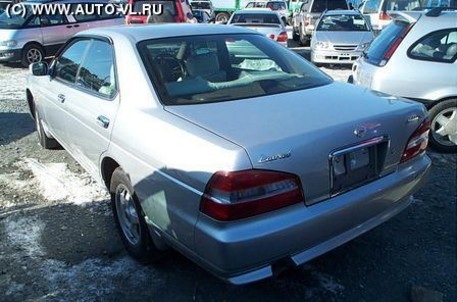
[
  {"left": 200, "top": 170, "right": 304, "bottom": 221},
  {"left": 401, "top": 119, "right": 430, "bottom": 163},
  {"left": 277, "top": 32, "right": 288, "bottom": 42},
  {"left": 380, "top": 23, "right": 414, "bottom": 66},
  {"left": 379, "top": 11, "right": 391, "bottom": 20}
]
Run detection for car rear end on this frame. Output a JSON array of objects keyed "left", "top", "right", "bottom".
[
  {"left": 229, "top": 12, "right": 288, "bottom": 46},
  {"left": 304, "top": 0, "right": 349, "bottom": 38},
  {"left": 169, "top": 83, "right": 431, "bottom": 284},
  {"left": 351, "top": 12, "right": 420, "bottom": 90}
]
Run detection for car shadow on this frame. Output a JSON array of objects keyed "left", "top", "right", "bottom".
[{"left": 0, "top": 112, "right": 36, "bottom": 145}]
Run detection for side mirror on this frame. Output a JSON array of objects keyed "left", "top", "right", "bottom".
[{"left": 29, "top": 61, "right": 48, "bottom": 76}]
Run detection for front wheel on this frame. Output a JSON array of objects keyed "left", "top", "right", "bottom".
[
  {"left": 110, "top": 167, "right": 160, "bottom": 262},
  {"left": 215, "top": 12, "right": 230, "bottom": 23},
  {"left": 428, "top": 99, "right": 457, "bottom": 153},
  {"left": 35, "top": 108, "right": 60, "bottom": 149}
]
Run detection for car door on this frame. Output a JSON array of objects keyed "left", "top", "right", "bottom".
[
  {"left": 39, "top": 39, "right": 91, "bottom": 144},
  {"left": 62, "top": 38, "right": 119, "bottom": 177}
]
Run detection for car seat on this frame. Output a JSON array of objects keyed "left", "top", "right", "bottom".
[{"left": 185, "top": 52, "right": 227, "bottom": 82}]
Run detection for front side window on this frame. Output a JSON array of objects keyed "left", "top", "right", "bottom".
[
  {"left": 76, "top": 40, "right": 117, "bottom": 98},
  {"left": 139, "top": 34, "right": 332, "bottom": 105},
  {"left": 54, "top": 40, "right": 90, "bottom": 83},
  {"left": 408, "top": 29, "right": 457, "bottom": 63},
  {"left": 317, "top": 14, "right": 369, "bottom": 32}
]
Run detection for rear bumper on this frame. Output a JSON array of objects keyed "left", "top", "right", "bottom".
[
  {"left": 312, "top": 49, "right": 362, "bottom": 64},
  {"left": 0, "top": 48, "right": 21, "bottom": 63},
  {"left": 193, "top": 153, "right": 431, "bottom": 284}
]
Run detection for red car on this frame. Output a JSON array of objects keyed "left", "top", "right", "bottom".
[{"left": 126, "top": 0, "right": 190, "bottom": 24}]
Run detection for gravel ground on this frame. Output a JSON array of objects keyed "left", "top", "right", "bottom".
[{"left": 0, "top": 46, "right": 455, "bottom": 302}]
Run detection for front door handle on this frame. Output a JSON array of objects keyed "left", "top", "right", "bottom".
[
  {"left": 97, "top": 115, "right": 110, "bottom": 129},
  {"left": 57, "top": 94, "right": 65, "bottom": 103}
]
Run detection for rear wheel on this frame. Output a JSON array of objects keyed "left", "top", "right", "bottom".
[
  {"left": 35, "top": 108, "right": 60, "bottom": 149},
  {"left": 21, "top": 43, "right": 44, "bottom": 67},
  {"left": 110, "top": 167, "right": 160, "bottom": 262},
  {"left": 428, "top": 99, "right": 457, "bottom": 153}
]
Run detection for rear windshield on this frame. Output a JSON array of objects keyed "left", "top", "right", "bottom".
[
  {"left": 364, "top": 20, "right": 409, "bottom": 65},
  {"left": 317, "top": 14, "right": 369, "bottom": 31},
  {"left": 382, "top": 0, "right": 422, "bottom": 11},
  {"left": 230, "top": 13, "right": 281, "bottom": 24},
  {"left": 138, "top": 34, "right": 332, "bottom": 105},
  {"left": 311, "top": 0, "right": 348, "bottom": 13}
]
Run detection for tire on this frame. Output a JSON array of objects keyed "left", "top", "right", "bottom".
[
  {"left": 35, "top": 108, "right": 60, "bottom": 149},
  {"left": 21, "top": 43, "right": 45, "bottom": 68},
  {"left": 110, "top": 167, "right": 160, "bottom": 263},
  {"left": 428, "top": 99, "right": 457, "bottom": 153},
  {"left": 215, "top": 12, "right": 230, "bottom": 23}
]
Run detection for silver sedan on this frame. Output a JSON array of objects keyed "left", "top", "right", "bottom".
[
  {"left": 26, "top": 24, "right": 431, "bottom": 284},
  {"left": 311, "top": 10, "right": 374, "bottom": 66}
]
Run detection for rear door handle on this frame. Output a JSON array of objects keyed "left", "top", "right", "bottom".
[
  {"left": 66, "top": 25, "right": 73, "bottom": 28},
  {"left": 57, "top": 94, "right": 65, "bottom": 103},
  {"left": 73, "top": 24, "right": 80, "bottom": 28},
  {"left": 96, "top": 115, "right": 110, "bottom": 129}
]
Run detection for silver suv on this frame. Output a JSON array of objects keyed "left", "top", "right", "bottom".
[
  {"left": 0, "top": 0, "right": 124, "bottom": 67},
  {"left": 351, "top": 8, "right": 457, "bottom": 153},
  {"left": 291, "top": 0, "right": 348, "bottom": 45}
]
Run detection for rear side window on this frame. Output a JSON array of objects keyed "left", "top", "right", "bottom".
[
  {"left": 364, "top": 20, "right": 409, "bottom": 66},
  {"left": 311, "top": 0, "right": 348, "bottom": 13},
  {"left": 408, "top": 29, "right": 457, "bottom": 63},
  {"left": 76, "top": 40, "right": 117, "bottom": 98},
  {"left": 54, "top": 40, "right": 90, "bottom": 83}
]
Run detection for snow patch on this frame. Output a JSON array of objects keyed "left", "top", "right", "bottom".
[
  {"left": 40, "top": 257, "right": 162, "bottom": 300},
  {"left": 4, "top": 216, "right": 45, "bottom": 258},
  {"left": 18, "top": 158, "right": 108, "bottom": 205}
]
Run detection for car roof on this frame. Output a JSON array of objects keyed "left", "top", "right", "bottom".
[
  {"left": 77, "top": 24, "right": 261, "bottom": 42},
  {"left": 390, "top": 10, "right": 457, "bottom": 24}
]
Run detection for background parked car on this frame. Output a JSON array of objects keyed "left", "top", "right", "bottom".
[
  {"left": 351, "top": 8, "right": 457, "bottom": 152},
  {"left": 0, "top": 0, "right": 123, "bottom": 67},
  {"left": 245, "top": 1, "right": 289, "bottom": 23},
  {"left": 26, "top": 24, "right": 431, "bottom": 285},
  {"left": 359, "top": 0, "right": 423, "bottom": 34},
  {"left": 292, "top": 0, "right": 349, "bottom": 45},
  {"left": 228, "top": 9, "right": 288, "bottom": 46},
  {"left": 311, "top": 9, "right": 374, "bottom": 66}
]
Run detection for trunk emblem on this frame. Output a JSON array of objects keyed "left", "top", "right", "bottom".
[
  {"left": 354, "top": 126, "right": 368, "bottom": 138},
  {"left": 258, "top": 151, "right": 291, "bottom": 163}
]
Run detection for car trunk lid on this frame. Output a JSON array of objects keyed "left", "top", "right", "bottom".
[{"left": 166, "top": 82, "right": 427, "bottom": 205}]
